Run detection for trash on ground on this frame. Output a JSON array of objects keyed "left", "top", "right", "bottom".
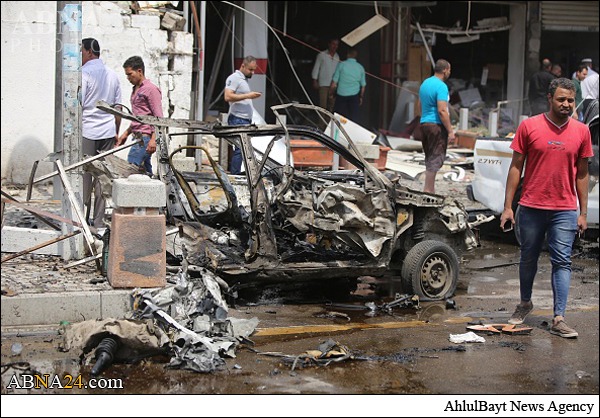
[
  {"left": 467, "top": 323, "right": 533, "bottom": 335},
  {"left": 449, "top": 331, "right": 486, "bottom": 343},
  {"left": 253, "top": 339, "right": 353, "bottom": 371}
]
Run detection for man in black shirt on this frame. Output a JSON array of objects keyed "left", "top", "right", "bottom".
[{"left": 528, "top": 58, "right": 555, "bottom": 115}]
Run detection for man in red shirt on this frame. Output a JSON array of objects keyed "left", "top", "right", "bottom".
[
  {"left": 115, "top": 56, "right": 163, "bottom": 174},
  {"left": 500, "top": 78, "right": 594, "bottom": 338}
]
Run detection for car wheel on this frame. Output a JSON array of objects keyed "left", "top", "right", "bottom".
[{"left": 401, "top": 240, "right": 459, "bottom": 300}]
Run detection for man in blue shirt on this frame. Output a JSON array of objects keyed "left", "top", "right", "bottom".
[
  {"left": 329, "top": 49, "right": 366, "bottom": 122},
  {"left": 418, "top": 59, "right": 455, "bottom": 194},
  {"left": 224, "top": 56, "right": 262, "bottom": 174}
]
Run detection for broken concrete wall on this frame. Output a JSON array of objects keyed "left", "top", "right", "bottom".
[
  {"left": 1, "top": 2, "right": 58, "bottom": 184},
  {"left": 1, "top": 1, "right": 194, "bottom": 184}
]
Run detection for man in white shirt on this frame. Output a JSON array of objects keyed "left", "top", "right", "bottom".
[
  {"left": 311, "top": 38, "right": 339, "bottom": 112},
  {"left": 224, "top": 56, "right": 262, "bottom": 174},
  {"left": 572, "top": 58, "right": 598, "bottom": 79},
  {"left": 581, "top": 73, "right": 599, "bottom": 100},
  {"left": 81, "top": 38, "right": 122, "bottom": 229}
]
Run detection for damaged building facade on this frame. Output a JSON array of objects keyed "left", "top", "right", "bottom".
[{"left": 1, "top": 1, "right": 599, "bottom": 183}]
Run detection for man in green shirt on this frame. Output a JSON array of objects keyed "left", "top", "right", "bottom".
[
  {"left": 573, "top": 63, "right": 588, "bottom": 116},
  {"left": 329, "top": 49, "right": 366, "bottom": 122}
]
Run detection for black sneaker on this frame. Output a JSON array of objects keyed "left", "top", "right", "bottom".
[
  {"left": 550, "top": 320, "right": 578, "bottom": 338},
  {"left": 508, "top": 302, "right": 533, "bottom": 325}
]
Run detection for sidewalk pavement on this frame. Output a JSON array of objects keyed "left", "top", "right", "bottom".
[
  {"left": 1, "top": 183, "right": 136, "bottom": 328},
  {"left": 1, "top": 253, "right": 136, "bottom": 328}
]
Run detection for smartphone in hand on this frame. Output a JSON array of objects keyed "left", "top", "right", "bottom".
[{"left": 502, "top": 223, "right": 513, "bottom": 233}]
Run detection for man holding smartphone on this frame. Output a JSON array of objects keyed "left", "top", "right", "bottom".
[{"left": 500, "top": 78, "right": 593, "bottom": 338}]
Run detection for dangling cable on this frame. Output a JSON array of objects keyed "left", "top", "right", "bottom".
[{"left": 466, "top": 1, "right": 472, "bottom": 37}]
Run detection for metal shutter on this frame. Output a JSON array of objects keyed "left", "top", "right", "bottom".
[{"left": 541, "top": 1, "right": 599, "bottom": 32}]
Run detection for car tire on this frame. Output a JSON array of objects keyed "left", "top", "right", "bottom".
[
  {"left": 400, "top": 240, "right": 459, "bottom": 300},
  {"left": 466, "top": 184, "right": 475, "bottom": 201}
]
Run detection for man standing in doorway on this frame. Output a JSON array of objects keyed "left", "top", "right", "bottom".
[
  {"left": 418, "top": 59, "right": 455, "bottom": 194},
  {"left": 224, "top": 56, "right": 262, "bottom": 174},
  {"left": 529, "top": 58, "right": 555, "bottom": 115},
  {"left": 312, "top": 38, "right": 339, "bottom": 112},
  {"left": 81, "top": 38, "right": 121, "bottom": 229},
  {"left": 500, "top": 78, "right": 593, "bottom": 338},
  {"left": 551, "top": 64, "right": 562, "bottom": 78},
  {"left": 115, "top": 56, "right": 163, "bottom": 175}
]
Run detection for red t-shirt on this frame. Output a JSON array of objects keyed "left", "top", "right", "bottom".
[{"left": 511, "top": 113, "right": 593, "bottom": 211}]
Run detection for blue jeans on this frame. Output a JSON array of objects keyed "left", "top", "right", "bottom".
[
  {"left": 517, "top": 206, "right": 578, "bottom": 318},
  {"left": 227, "top": 114, "right": 251, "bottom": 175},
  {"left": 127, "top": 134, "right": 153, "bottom": 174}
]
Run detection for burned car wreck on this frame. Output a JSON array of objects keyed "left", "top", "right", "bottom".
[{"left": 98, "top": 102, "right": 489, "bottom": 301}]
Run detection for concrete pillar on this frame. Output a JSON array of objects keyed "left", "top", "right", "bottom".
[
  {"left": 107, "top": 175, "right": 167, "bottom": 288},
  {"left": 235, "top": 1, "right": 268, "bottom": 120},
  {"left": 507, "top": 3, "right": 527, "bottom": 121},
  {"left": 55, "top": 1, "right": 84, "bottom": 260},
  {"left": 519, "top": 115, "right": 529, "bottom": 125},
  {"left": 459, "top": 108, "right": 469, "bottom": 130},
  {"left": 489, "top": 111, "right": 499, "bottom": 138}
]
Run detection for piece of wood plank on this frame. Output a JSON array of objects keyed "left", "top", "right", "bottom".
[{"left": 55, "top": 160, "right": 100, "bottom": 271}]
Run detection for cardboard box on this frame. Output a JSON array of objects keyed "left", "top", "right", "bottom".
[{"left": 408, "top": 43, "right": 431, "bottom": 81}]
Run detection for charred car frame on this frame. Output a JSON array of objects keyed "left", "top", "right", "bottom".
[{"left": 98, "top": 102, "right": 489, "bottom": 300}]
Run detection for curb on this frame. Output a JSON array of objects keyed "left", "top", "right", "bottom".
[{"left": 1, "top": 290, "right": 131, "bottom": 327}]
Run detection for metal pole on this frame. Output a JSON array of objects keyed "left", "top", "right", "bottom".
[
  {"left": 32, "top": 140, "right": 140, "bottom": 185},
  {"left": 416, "top": 22, "right": 435, "bottom": 70}
]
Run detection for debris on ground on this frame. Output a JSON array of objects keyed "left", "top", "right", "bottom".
[
  {"left": 448, "top": 331, "right": 485, "bottom": 344},
  {"left": 498, "top": 341, "right": 527, "bottom": 352},
  {"left": 315, "top": 311, "right": 351, "bottom": 321},
  {"left": 60, "top": 318, "right": 170, "bottom": 367},
  {"left": 466, "top": 323, "right": 533, "bottom": 335},
  {"left": 60, "top": 264, "right": 259, "bottom": 374},
  {"left": 325, "top": 293, "right": 420, "bottom": 317},
  {"left": 252, "top": 339, "right": 353, "bottom": 371}
]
